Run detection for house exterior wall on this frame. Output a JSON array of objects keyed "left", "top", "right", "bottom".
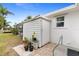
[{"left": 51, "top": 10, "right": 79, "bottom": 49}]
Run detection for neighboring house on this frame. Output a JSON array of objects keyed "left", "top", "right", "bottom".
[
  {"left": 16, "top": 23, "right": 23, "bottom": 38},
  {"left": 3, "top": 26, "right": 11, "bottom": 33},
  {"left": 23, "top": 4, "right": 79, "bottom": 51}
]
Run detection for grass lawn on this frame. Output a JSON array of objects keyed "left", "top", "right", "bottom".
[{"left": 0, "top": 33, "right": 22, "bottom": 56}]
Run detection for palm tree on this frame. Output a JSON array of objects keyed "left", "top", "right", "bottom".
[
  {"left": 0, "top": 4, "right": 13, "bottom": 17},
  {"left": 0, "top": 16, "right": 5, "bottom": 29},
  {"left": 0, "top": 4, "right": 13, "bottom": 33}
]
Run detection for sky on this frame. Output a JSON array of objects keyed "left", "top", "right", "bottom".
[{"left": 2, "top": 3, "right": 74, "bottom": 26}]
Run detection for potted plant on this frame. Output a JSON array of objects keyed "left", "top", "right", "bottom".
[
  {"left": 28, "top": 42, "right": 33, "bottom": 52},
  {"left": 23, "top": 37, "right": 34, "bottom": 51},
  {"left": 32, "top": 32, "right": 39, "bottom": 49},
  {"left": 32, "top": 32, "right": 38, "bottom": 42},
  {"left": 23, "top": 37, "right": 30, "bottom": 51}
]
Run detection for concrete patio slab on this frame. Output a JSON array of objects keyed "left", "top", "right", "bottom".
[
  {"left": 13, "top": 44, "right": 32, "bottom": 56},
  {"left": 13, "top": 43, "right": 67, "bottom": 56},
  {"left": 13, "top": 43, "right": 55, "bottom": 56}
]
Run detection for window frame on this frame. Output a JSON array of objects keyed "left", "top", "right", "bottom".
[{"left": 56, "top": 16, "right": 64, "bottom": 27}]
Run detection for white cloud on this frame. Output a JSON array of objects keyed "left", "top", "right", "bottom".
[{"left": 15, "top": 3, "right": 25, "bottom": 6}]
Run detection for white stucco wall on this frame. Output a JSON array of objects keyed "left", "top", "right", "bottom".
[{"left": 51, "top": 10, "right": 79, "bottom": 49}]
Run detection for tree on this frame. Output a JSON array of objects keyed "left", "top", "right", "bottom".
[
  {"left": 24, "top": 16, "right": 32, "bottom": 22},
  {"left": 0, "top": 4, "right": 13, "bottom": 33},
  {"left": 27, "top": 16, "right": 32, "bottom": 19},
  {"left": 11, "top": 28, "right": 19, "bottom": 35},
  {"left": 11, "top": 23, "right": 19, "bottom": 35},
  {"left": 0, "top": 16, "right": 5, "bottom": 29},
  {"left": 0, "top": 4, "right": 13, "bottom": 17}
]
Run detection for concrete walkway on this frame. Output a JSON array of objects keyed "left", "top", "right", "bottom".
[
  {"left": 13, "top": 44, "right": 32, "bottom": 56},
  {"left": 13, "top": 43, "right": 55, "bottom": 56},
  {"left": 13, "top": 43, "right": 67, "bottom": 56}
]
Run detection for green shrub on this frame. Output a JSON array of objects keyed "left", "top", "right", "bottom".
[{"left": 11, "top": 28, "right": 19, "bottom": 35}]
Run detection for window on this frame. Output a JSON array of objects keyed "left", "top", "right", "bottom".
[{"left": 56, "top": 16, "right": 64, "bottom": 27}]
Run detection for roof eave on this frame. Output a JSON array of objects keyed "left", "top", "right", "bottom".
[
  {"left": 23, "top": 15, "right": 50, "bottom": 24},
  {"left": 44, "top": 4, "right": 79, "bottom": 18}
]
